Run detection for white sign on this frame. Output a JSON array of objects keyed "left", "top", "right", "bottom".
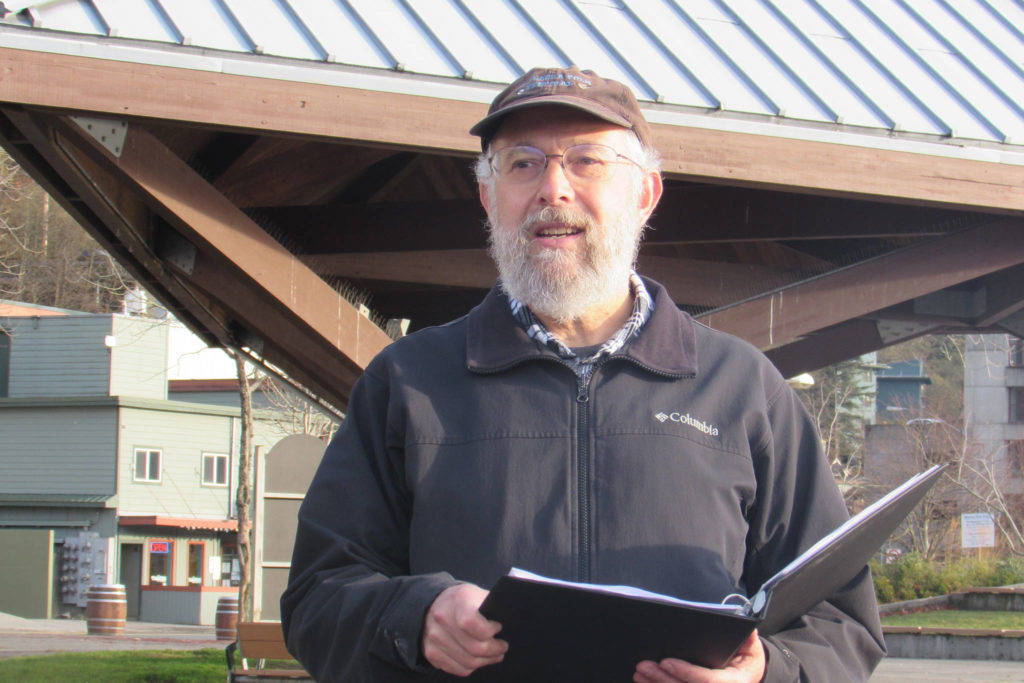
[
  {"left": 961, "top": 512, "right": 996, "bottom": 548},
  {"left": 209, "top": 555, "right": 221, "bottom": 578}
]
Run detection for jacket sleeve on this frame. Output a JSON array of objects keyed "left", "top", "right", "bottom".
[
  {"left": 745, "top": 380, "right": 886, "bottom": 682},
  {"left": 280, "top": 367, "right": 460, "bottom": 683}
]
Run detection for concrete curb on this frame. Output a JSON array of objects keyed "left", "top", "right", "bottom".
[
  {"left": 883, "top": 628, "right": 1024, "bottom": 661},
  {"left": 881, "top": 586, "right": 1024, "bottom": 660}
]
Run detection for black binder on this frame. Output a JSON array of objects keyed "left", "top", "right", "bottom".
[{"left": 477, "top": 464, "right": 945, "bottom": 681}]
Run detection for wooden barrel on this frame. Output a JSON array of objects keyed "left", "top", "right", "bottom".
[
  {"left": 216, "top": 595, "right": 239, "bottom": 640},
  {"left": 86, "top": 584, "right": 126, "bottom": 636}
]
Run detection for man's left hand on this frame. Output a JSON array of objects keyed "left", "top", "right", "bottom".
[{"left": 633, "top": 630, "right": 765, "bottom": 683}]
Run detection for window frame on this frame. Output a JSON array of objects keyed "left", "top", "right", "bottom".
[
  {"left": 133, "top": 447, "right": 162, "bottom": 483},
  {"left": 1011, "top": 387, "right": 1024, "bottom": 424},
  {"left": 1010, "top": 337, "right": 1024, "bottom": 368},
  {"left": 187, "top": 541, "right": 205, "bottom": 586},
  {"left": 200, "top": 452, "right": 229, "bottom": 487},
  {"left": 147, "top": 538, "right": 173, "bottom": 586}
]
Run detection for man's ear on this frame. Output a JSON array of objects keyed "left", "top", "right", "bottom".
[
  {"left": 478, "top": 181, "right": 494, "bottom": 222},
  {"left": 637, "top": 171, "right": 663, "bottom": 225}
]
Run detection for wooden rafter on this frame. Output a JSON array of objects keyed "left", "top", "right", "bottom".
[
  {"left": 265, "top": 189, "right": 970, "bottom": 257},
  {"left": 20, "top": 111, "right": 392, "bottom": 407},
  {"left": 0, "top": 108, "right": 228, "bottom": 350},
  {"left": 1, "top": 46, "right": 1023, "bottom": 212},
  {"left": 766, "top": 319, "right": 888, "bottom": 378},
  {"left": 972, "top": 264, "right": 1024, "bottom": 328},
  {"left": 304, "top": 249, "right": 797, "bottom": 308},
  {"left": 698, "top": 220, "right": 1024, "bottom": 351}
]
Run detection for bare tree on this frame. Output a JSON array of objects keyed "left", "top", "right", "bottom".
[
  {"left": 798, "top": 358, "right": 874, "bottom": 508},
  {"left": 234, "top": 353, "right": 255, "bottom": 622},
  {"left": 252, "top": 373, "right": 339, "bottom": 440},
  {"left": 0, "top": 149, "right": 134, "bottom": 311}
]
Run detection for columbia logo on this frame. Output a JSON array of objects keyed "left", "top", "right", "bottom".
[{"left": 653, "top": 411, "right": 720, "bottom": 436}]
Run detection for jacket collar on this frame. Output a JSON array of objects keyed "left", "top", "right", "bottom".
[{"left": 466, "top": 277, "right": 697, "bottom": 377}]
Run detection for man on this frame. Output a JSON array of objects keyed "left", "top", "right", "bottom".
[{"left": 282, "top": 67, "right": 884, "bottom": 682}]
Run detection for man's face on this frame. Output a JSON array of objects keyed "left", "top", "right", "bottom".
[{"left": 479, "top": 107, "right": 662, "bottom": 323}]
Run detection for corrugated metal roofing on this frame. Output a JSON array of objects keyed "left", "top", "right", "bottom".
[{"left": 2, "top": 0, "right": 1024, "bottom": 150}]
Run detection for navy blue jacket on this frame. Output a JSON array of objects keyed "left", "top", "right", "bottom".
[{"left": 281, "top": 278, "right": 884, "bottom": 681}]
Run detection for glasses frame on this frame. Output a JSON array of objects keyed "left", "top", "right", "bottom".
[{"left": 487, "top": 143, "right": 643, "bottom": 184}]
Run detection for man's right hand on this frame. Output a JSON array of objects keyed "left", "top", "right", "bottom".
[{"left": 422, "top": 583, "right": 508, "bottom": 677}]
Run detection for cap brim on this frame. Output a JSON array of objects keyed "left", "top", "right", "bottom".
[{"left": 469, "top": 95, "right": 633, "bottom": 145}]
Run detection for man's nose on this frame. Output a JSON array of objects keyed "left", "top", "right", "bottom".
[{"left": 536, "top": 157, "right": 574, "bottom": 205}]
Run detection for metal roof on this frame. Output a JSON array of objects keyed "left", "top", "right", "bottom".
[{"left": 2, "top": 0, "right": 1023, "bottom": 153}]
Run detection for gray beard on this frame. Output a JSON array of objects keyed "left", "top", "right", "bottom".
[{"left": 486, "top": 204, "right": 644, "bottom": 324}]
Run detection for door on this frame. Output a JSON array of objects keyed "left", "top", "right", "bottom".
[{"left": 119, "top": 543, "right": 142, "bottom": 620}]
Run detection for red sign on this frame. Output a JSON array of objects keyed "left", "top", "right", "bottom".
[{"left": 149, "top": 541, "right": 170, "bottom": 554}]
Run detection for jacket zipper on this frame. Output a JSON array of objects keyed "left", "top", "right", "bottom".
[{"left": 575, "top": 371, "right": 591, "bottom": 583}]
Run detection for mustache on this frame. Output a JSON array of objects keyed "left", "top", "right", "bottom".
[{"left": 519, "top": 206, "right": 595, "bottom": 236}]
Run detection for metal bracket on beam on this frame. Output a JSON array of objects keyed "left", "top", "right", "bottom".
[
  {"left": 230, "top": 322, "right": 264, "bottom": 355},
  {"left": 154, "top": 224, "right": 197, "bottom": 275},
  {"left": 70, "top": 116, "right": 128, "bottom": 158}
]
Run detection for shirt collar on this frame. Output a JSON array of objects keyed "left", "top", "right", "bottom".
[
  {"left": 466, "top": 275, "right": 696, "bottom": 377},
  {"left": 507, "top": 272, "right": 653, "bottom": 366}
]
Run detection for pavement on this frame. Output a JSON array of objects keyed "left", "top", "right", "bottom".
[
  {"left": 3, "top": 612, "right": 1024, "bottom": 679},
  {"left": 0, "top": 611, "right": 224, "bottom": 660}
]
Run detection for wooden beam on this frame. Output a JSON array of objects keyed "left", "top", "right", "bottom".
[
  {"left": 1, "top": 46, "right": 1023, "bottom": 212},
  {"left": 267, "top": 189, "right": 970, "bottom": 256},
  {"left": 47, "top": 114, "right": 392, "bottom": 405},
  {"left": 0, "top": 107, "right": 229, "bottom": 350},
  {"left": 698, "top": 220, "right": 1024, "bottom": 350},
  {"left": 214, "top": 138, "right": 394, "bottom": 207},
  {"left": 304, "top": 249, "right": 797, "bottom": 308},
  {"left": 766, "top": 319, "right": 887, "bottom": 378},
  {"left": 973, "top": 264, "right": 1024, "bottom": 328}
]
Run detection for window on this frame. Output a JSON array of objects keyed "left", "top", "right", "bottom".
[
  {"left": 188, "top": 542, "right": 204, "bottom": 586},
  {"left": 1011, "top": 338, "right": 1024, "bottom": 368},
  {"left": 1009, "top": 441, "right": 1024, "bottom": 478},
  {"left": 148, "top": 539, "right": 172, "bottom": 586},
  {"left": 134, "top": 448, "right": 162, "bottom": 482},
  {"left": 219, "top": 544, "right": 239, "bottom": 587},
  {"left": 201, "top": 452, "right": 229, "bottom": 486},
  {"left": 1011, "top": 388, "right": 1024, "bottom": 424}
]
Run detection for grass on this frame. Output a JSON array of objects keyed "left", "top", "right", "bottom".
[
  {"left": 881, "top": 610, "right": 1024, "bottom": 630},
  {"left": 0, "top": 648, "right": 225, "bottom": 682}
]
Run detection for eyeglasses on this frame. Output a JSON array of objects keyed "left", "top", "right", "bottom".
[{"left": 488, "top": 143, "right": 642, "bottom": 184}]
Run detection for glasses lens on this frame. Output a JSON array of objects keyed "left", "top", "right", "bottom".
[
  {"left": 493, "top": 147, "right": 546, "bottom": 182},
  {"left": 563, "top": 144, "right": 617, "bottom": 181}
]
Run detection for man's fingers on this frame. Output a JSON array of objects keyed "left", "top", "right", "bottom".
[
  {"left": 423, "top": 643, "right": 503, "bottom": 679},
  {"left": 427, "top": 622, "right": 507, "bottom": 662},
  {"left": 423, "top": 584, "right": 507, "bottom": 675},
  {"left": 455, "top": 609, "right": 504, "bottom": 640}
]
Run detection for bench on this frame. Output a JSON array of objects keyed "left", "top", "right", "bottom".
[{"left": 226, "top": 621, "right": 311, "bottom": 682}]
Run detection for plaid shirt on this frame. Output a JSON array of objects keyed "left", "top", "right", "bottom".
[{"left": 508, "top": 272, "right": 653, "bottom": 381}]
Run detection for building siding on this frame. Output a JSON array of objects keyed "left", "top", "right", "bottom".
[
  {"left": 117, "top": 406, "right": 233, "bottom": 518},
  {"left": 109, "top": 316, "right": 169, "bottom": 400},
  {"left": 0, "top": 405, "right": 117, "bottom": 494},
  {"left": 4, "top": 316, "right": 112, "bottom": 397}
]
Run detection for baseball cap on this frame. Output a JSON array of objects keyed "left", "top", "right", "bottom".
[{"left": 469, "top": 66, "right": 652, "bottom": 151}]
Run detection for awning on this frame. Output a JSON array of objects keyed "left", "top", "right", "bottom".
[{"left": 118, "top": 515, "right": 238, "bottom": 532}]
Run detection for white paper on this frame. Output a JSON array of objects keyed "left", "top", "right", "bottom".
[{"left": 507, "top": 567, "right": 748, "bottom": 615}]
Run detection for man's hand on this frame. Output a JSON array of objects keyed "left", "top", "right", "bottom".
[
  {"left": 422, "top": 583, "right": 508, "bottom": 677},
  {"left": 633, "top": 630, "right": 765, "bottom": 683}
]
